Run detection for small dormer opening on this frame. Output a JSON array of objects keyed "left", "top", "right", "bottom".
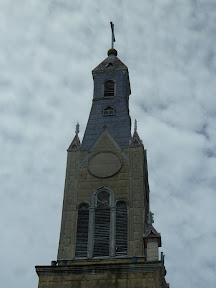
[
  {"left": 104, "top": 80, "right": 114, "bottom": 97},
  {"left": 103, "top": 106, "right": 115, "bottom": 116},
  {"left": 105, "top": 62, "right": 114, "bottom": 68}
]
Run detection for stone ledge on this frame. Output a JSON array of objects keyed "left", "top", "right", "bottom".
[{"left": 36, "top": 260, "right": 164, "bottom": 276}]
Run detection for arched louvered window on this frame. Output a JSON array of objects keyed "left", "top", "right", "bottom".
[
  {"left": 75, "top": 202, "right": 89, "bottom": 258},
  {"left": 116, "top": 200, "right": 128, "bottom": 256},
  {"left": 75, "top": 189, "right": 128, "bottom": 259},
  {"left": 104, "top": 80, "right": 115, "bottom": 97},
  {"left": 93, "top": 191, "right": 111, "bottom": 257}
]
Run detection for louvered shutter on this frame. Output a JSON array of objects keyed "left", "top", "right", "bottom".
[
  {"left": 104, "top": 80, "right": 114, "bottom": 97},
  {"left": 75, "top": 204, "right": 89, "bottom": 258},
  {"left": 116, "top": 201, "right": 127, "bottom": 256},
  {"left": 93, "top": 208, "right": 111, "bottom": 257}
]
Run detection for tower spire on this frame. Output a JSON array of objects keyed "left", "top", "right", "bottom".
[{"left": 36, "top": 25, "right": 169, "bottom": 288}]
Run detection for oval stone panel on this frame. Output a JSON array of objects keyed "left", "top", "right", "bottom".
[{"left": 88, "top": 152, "right": 122, "bottom": 178}]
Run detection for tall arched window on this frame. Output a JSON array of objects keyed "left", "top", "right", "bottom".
[
  {"left": 116, "top": 200, "right": 128, "bottom": 256},
  {"left": 104, "top": 80, "right": 115, "bottom": 97},
  {"left": 93, "top": 191, "right": 111, "bottom": 257},
  {"left": 75, "top": 202, "right": 89, "bottom": 258},
  {"left": 75, "top": 188, "right": 128, "bottom": 259}
]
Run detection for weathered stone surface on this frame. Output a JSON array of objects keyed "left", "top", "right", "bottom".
[
  {"left": 36, "top": 262, "right": 163, "bottom": 288},
  {"left": 58, "top": 135, "right": 150, "bottom": 259},
  {"left": 88, "top": 151, "right": 122, "bottom": 178},
  {"left": 146, "top": 241, "right": 159, "bottom": 261},
  {"left": 133, "top": 193, "right": 141, "bottom": 201},
  {"left": 147, "top": 241, "right": 159, "bottom": 249},
  {"left": 134, "top": 232, "right": 142, "bottom": 241}
]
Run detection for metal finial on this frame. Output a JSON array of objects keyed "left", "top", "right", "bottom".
[
  {"left": 147, "top": 211, "right": 154, "bottom": 225},
  {"left": 134, "top": 119, "right": 137, "bottom": 132},
  {"left": 161, "top": 252, "right": 165, "bottom": 262},
  {"left": 75, "top": 122, "right": 80, "bottom": 134},
  {"left": 110, "top": 22, "right": 116, "bottom": 49}
]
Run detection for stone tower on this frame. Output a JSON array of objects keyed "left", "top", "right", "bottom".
[{"left": 36, "top": 41, "right": 170, "bottom": 288}]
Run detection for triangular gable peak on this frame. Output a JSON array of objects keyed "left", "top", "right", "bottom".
[
  {"left": 92, "top": 54, "right": 128, "bottom": 74},
  {"left": 68, "top": 134, "right": 81, "bottom": 151},
  {"left": 91, "top": 127, "right": 123, "bottom": 151},
  {"left": 88, "top": 127, "right": 128, "bottom": 159},
  {"left": 79, "top": 127, "right": 129, "bottom": 168},
  {"left": 143, "top": 224, "right": 161, "bottom": 238},
  {"left": 130, "top": 130, "right": 143, "bottom": 146},
  {"left": 143, "top": 224, "right": 162, "bottom": 247}
]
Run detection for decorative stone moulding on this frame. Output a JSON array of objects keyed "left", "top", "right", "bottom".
[{"left": 88, "top": 151, "right": 122, "bottom": 178}]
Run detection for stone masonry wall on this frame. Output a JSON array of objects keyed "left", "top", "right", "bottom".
[
  {"left": 128, "top": 146, "right": 148, "bottom": 257},
  {"left": 57, "top": 132, "right": 149, "bottom": 260},
  {"left": 38, "top": 271, "right": 161, "bottom": 288}
]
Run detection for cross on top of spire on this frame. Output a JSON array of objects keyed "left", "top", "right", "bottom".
[
  {"left": 110, "top": 21, "right": 116, "bottom": 49},
  {"left": 107, "top": 22, "right": 117, "bottom": 56}
]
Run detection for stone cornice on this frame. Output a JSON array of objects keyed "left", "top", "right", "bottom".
[{"left": 36, "top": 260, "right": 164, "bottom": 276}]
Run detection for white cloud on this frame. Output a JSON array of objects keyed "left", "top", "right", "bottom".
[{"left": 1, "top": 0, "right": 216, "bottom": 287}]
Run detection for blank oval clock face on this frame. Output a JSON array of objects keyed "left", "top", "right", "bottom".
[{"left": 88, "top": 152, "right": 122, "bottom": 178}]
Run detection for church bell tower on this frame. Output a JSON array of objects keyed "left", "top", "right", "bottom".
[{"left": 36, "top": 23, "right": 169, "bottom": 288}]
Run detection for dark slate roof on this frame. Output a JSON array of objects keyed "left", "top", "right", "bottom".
[
  {"left": 68, "top": 133, "right": 80, "bottom": 151},
  {"left": 82, "top": 53, "right": 131, "bottom": 149},
  {"left": 81, "top": 97, "right": 132, "bottom": 149},
  {"left": 143, "top": 224, "right": 162, "bottom": 247},
  {"left": 92, "top": 54, "right": 128, "bottom": 74}
]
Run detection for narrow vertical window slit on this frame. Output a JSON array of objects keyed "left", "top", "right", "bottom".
[
  {"left": 75, "top": 203, "right": 89, "bottom": 258},
  {"left": 116, "top": 201, "right": 127, "bottom": 256}
]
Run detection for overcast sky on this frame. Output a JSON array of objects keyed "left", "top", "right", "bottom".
[{"left": 1, "top": 0, "right": 216, "bottom": 287}]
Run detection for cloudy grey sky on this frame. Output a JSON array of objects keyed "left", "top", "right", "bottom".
[{"left": 1, "top": 0, "right": 216, "bottom": 287}]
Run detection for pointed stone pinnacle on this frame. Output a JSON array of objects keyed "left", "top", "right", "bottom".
[
  {"left": 75, "top": 122, "right": 80, "bottom": 135},
  {"left": 134, "top": 119, "right": 137, "bottom": 132},
  {"left": 147, "top": 211, "right": 154, "bottom": 225}
]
